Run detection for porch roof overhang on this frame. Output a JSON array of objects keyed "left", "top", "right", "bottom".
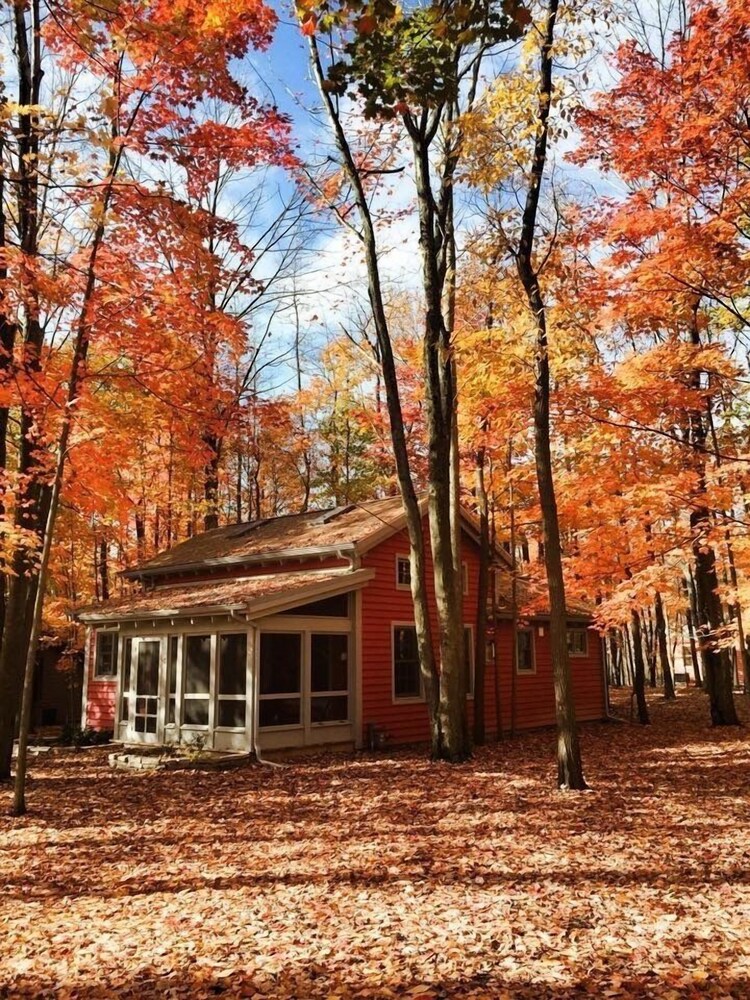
[{"left": 77, "top": 568, "right": 374, "bottom": 625}]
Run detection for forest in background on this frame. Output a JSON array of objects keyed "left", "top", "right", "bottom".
[{"left": 1, "top": 0, "right": 749, "bottom": 782}]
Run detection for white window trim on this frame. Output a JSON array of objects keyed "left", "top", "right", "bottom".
[
  {"left": 516, "top": 627, "right": 536, "bottom": 675},
  {"left": 567, "top": 626, "right": 589, "bottom": 658},
  {"left": 181, "top": 633, "right": 213, "bottom": 729},
  {"left": 258, "top": 629, "right": 304, "bottom": 731},
  {"left": 391, "top": 622, "right": 424, "bottom": 703},
  {"left": 215, "top": 632, "right": 250, "bottom": 731},
  {"left": 310, "top": 632, "right": 350, "bottom": 727},
  {"left": 395, "top": 553, "right": 411, "bottom": 591},
  {"left": 93, "top": 630, "right": 119, "bottom": 680}
]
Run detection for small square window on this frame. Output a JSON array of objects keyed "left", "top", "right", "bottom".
[
  {"left": 396, "top": 556, "right": 411, "bottom": 589},
  {"left": 567, "top": 628, "right": 588, "bottom": 657},
  {"left": 94, "top": 632, "right": 118, "bottom": 678}
]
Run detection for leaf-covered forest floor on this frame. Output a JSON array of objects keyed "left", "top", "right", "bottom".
[{"left": 2, "top": 690, "right": 750, "bottom": 999}]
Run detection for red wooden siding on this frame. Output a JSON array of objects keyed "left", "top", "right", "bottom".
[
  {"left": 360, "top": 526, "right": 606, "bottom": 744},
  {"left": 360, "top": 522, "right": 485, "bottom": 745},
  {"left": 85, "top": 629, "right": 117, "bottom": 731}
]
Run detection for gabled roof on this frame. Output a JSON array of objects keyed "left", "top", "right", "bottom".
[
  {"left": 78, "top": 568, "right": 374, "bottom": 623},
  {"left": 124, "top": 496, "right": 504, "bottom": 581}
]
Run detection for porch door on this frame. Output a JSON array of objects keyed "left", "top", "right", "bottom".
[{"left": 133, "top": 639, "right": 160, "bottom": 741}]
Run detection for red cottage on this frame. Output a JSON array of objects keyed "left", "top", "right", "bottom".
[{"left": 78, "top": 497, "right": 607, "bottom": 752}]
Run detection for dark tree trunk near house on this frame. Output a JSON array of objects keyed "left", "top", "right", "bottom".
[
  {"left": 473, "top": 448, "right": 490, "bottom": 745},
  {"left": 630, "top": 610, "right": 650, "bottom": 725},
  {"left": 654, "top": 591, "right": 675, "bottom": 699},
  {"left": 512, "top": 0, "right": 585, "bottom": 789},
  {"left": 309, "top": 37, "right": 443, "bottom": 756}
]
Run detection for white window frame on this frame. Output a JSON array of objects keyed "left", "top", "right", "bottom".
[
  {"left": 567, "top": 626, "right": 589, "bottom": 657},
  {"left": 391, "top": 622, "right": 424, "bottom": 703},
  {"left": 257, "top": 629, "right": 304, "bottom": 732},
  {"left": 215, "top": 631, "right": 250, "bottom": 731},
  {"left": 93, "top": 630, "right": 119, "bottom": 679},
  {"left": 395, "top": 553, "right": 411, "bottom": 591},
  {"left": 181, "top": 632, "right": 214, "bottom": 731},
  {"left": 309, "top": 632, "right": 350, "bottom": 728},
  {"left": 516, "top": 627, "right": 536, "bottom": 675}
]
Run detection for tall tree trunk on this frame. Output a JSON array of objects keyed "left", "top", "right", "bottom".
[
  {"left": 654, "top": 591, "right": 675, "bottom": 699},
  {"left": 630, "top": 610, "right": 650, "bottom": 725},
  {"left": 473, "top": 448, "right": 490, "bottom": 745},
  {"left": 309, "top": 37, "right": 443, "bottom": 754},
  {"left": 203, "top": 432, "right": 222, "bottom": 532}
]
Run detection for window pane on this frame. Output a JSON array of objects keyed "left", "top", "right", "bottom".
[
  {"left": 183, "top": 698, "right": 209, "bottom": 726},
  {"left": 167, "top": 697, "right": 176, "bottom": 725},
  {"left": 95, "top": 633, "right": 118, "bottom": 676},
  {"left": 517, "top": 631, "right": 534, "bottom": 671},
  {"left": 397, "top": 557, "right": 411, "bottom": 586},
  {"left": 394, "top": 626, "right": 420, "bottom": 698},
  {"left": 120, "top": 695, "right": 129, "bottom": 723},
  {"left": 185, "top": 635, "right": 211, "bottom": 694},
  {"left": 218, "top": 701, "right": 246, "bottom": 728},
  {"left": 260, "top": 633, "right": 301, "bottom": 695},
  {"left": 279, "top": 594, "right": 349, "bottom": 616},
  {"left": 259, "top": 697, "right": 300, "bottom": 728},
  {"left": 311, "top": 695, "right": 348, "bottom": 724},
  {"left": 219, "top": 633, "right": 247, "bottom": 695},
  {"left": 168, "top": 636, "right": 179, "bottom": 695},
  {"left": 567, "top": 629, "right": 587, "bottom": 655},
  {"left": 311, "top": 634, "right": 348, "bottom": 692},
  {"left": 137, "top": 641, "right": 159, "bottom": 696},
  {"left": 123, "top": 638, "right": 132, "bottom": 691}
]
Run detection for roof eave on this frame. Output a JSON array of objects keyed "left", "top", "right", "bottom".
[{"left": 123, "top": 542, "right": 358, "bottom": 581}]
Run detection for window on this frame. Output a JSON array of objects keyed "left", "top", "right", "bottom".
[
  {"left": 462, "top": 562, "right": 469, "bottom": 596},
  {"left": 463, "top": 626, "right": 474, "bottom": 697},
  {"left": 396, "top": 555, "right": 411, "bottom": 589},
  {"left": 119, "top": 637, "right": 133, "bottom": 723},
  {"left": 516, "top": 629, "right": 535, "bottom": 673},
  {"left": 567, "top": 627, "right": 588, "bottom": 657},
  {"left": 167, "top": 636, "right": 179, "bottom": 724},
  {"left": 134, "top": 639, "right": 159, "bottom": 733},
  {"left": 311, "top": 633, "right": 349, "bottom": 723},
  {"left": 393, "top": 625, "right": 421, "bottom": 699},
  {"left": 217, "top": 633, "right": 247, "bottom": 728},
  {"left": 259, "top": 632, "right": 302, "bottom": 728},
  {"left": 94, "top": 632, "right": 118, "bottom": 678},
  {"left": 183, "top": 634, "right": 211, "bottom": 726},
  {"left": 279, "top": 593, "right": 349, "bottom": 617}
]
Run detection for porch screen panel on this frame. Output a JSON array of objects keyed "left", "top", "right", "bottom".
[
  {"left": 135, "top": 640, "right": 159, "bottom": 733},
  {"left": 311, "top": 633, "right": 349, "bottom": 723},
  {"left": 120, "top": 637, "right": 133, "bottom": 723},
  {"left": 218, "top": 633, "right": 247, "bottom": 728},
  {"left": 167, "top": 636, "right": 179, "bottom": 724},
  {"left": 184, "top": 635, "right": 211, "bottom": 726},
  {"left": 259, "top": 633, "right": 301, "bottom": 728}
]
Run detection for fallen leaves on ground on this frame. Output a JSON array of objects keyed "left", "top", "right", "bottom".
[{"left": 2, "top": 690, "right": 750, "bottom": 999}]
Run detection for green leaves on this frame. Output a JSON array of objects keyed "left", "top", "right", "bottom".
[{"left": 301, "top": 0, "right": 531, "bottom": 118}]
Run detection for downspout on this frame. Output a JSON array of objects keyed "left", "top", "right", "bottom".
[{"left": 235, "top": 614, "right": 284, "bottom": 769}]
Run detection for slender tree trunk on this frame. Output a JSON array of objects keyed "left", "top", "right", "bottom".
[
  {"left": 654, "top": 591, "right": 675, "bottom": 699},
  {"left": 309, "top": 37, "right": 443, "bottom": 754},
  {"left": 631, "top": 610, "right": 650, "bottom": 725},
  {"left": 473, "top": 448, "right": 490, "bottom": 745}
]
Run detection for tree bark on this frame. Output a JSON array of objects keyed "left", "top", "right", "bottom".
[
  {"left": 512, "top": 0, "right": 586, "bottom": 789},
  {"left": 630, "top": 610, "right": 650, "bottom": 725},
  {"left": 654, "top": 591, "right": 675, "bottom": 699}
]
